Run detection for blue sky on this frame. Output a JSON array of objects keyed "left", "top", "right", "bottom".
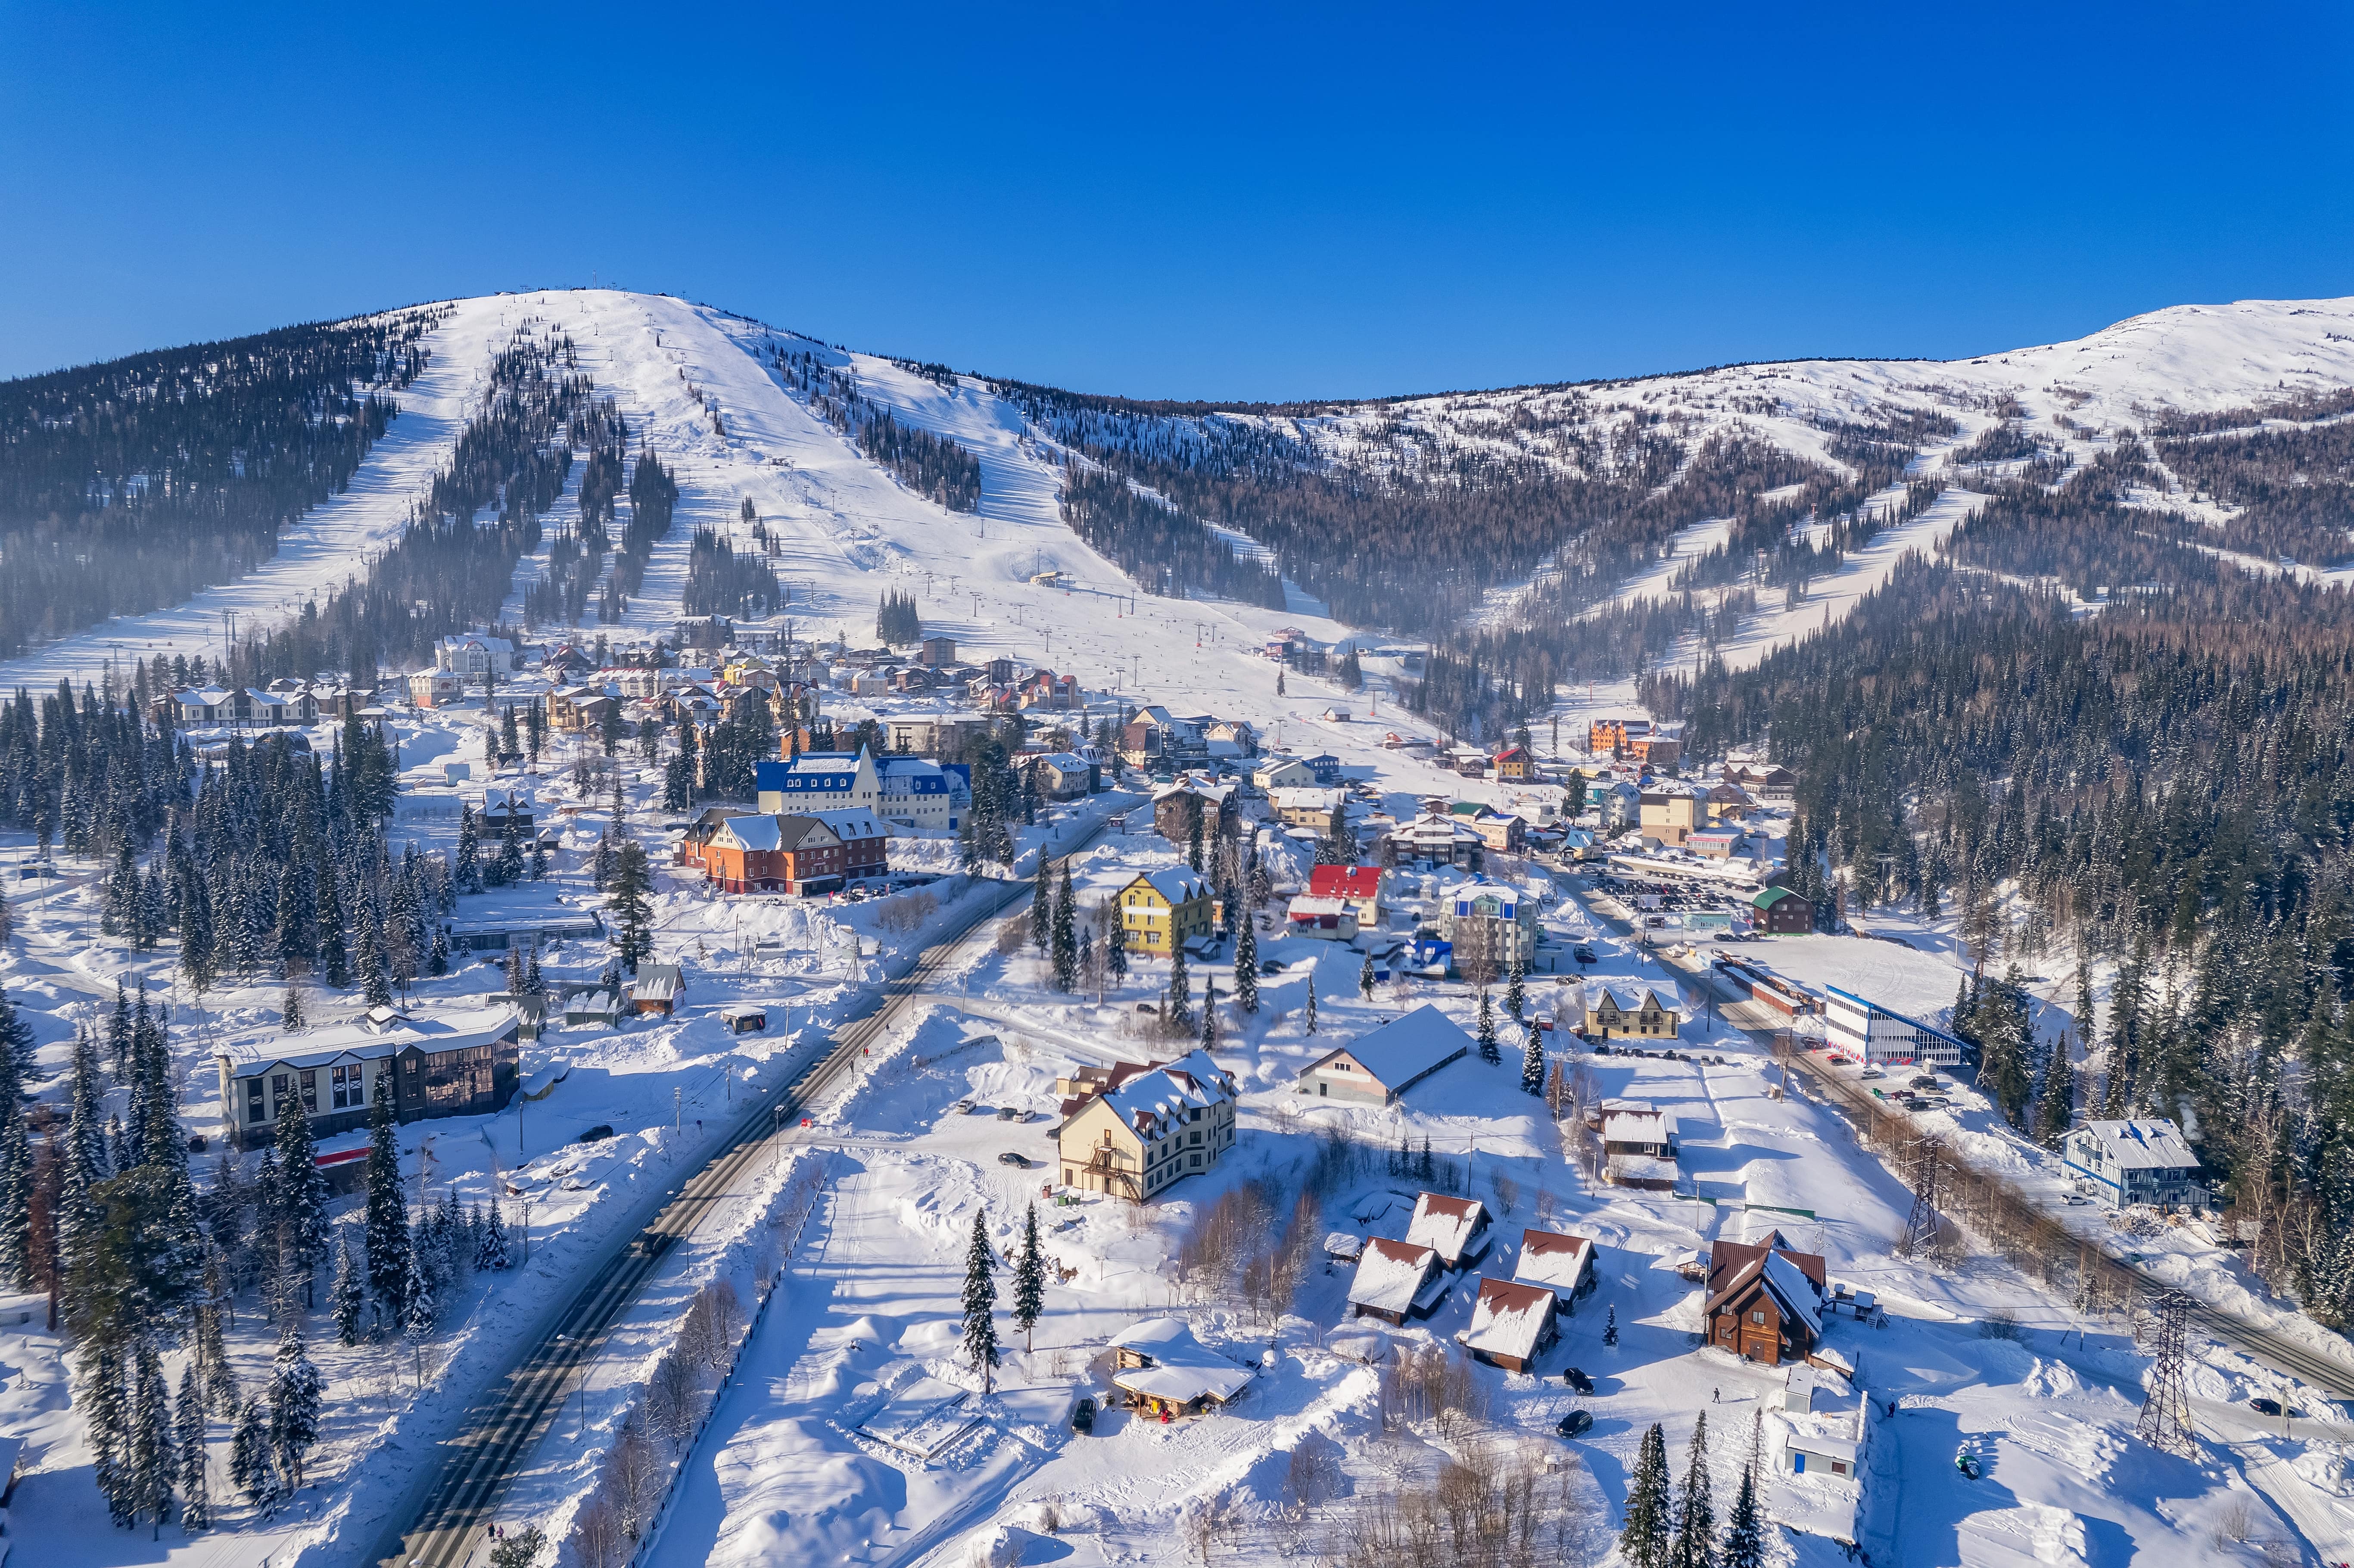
[{"left": 2, "top": 1, "right": 2348, "bottom": 399}]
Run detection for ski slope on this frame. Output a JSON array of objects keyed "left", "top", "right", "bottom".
[{"left": 8, "top": 290, "right": 2354, "bottom": 714}]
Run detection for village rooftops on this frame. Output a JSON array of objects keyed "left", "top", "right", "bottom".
[
  {"left": 1307, "top": 865, "right": 1385, "bottom": 901},
  {"left": 1347, "top": 1238, "right": 1447, "bottom": 1319},
  {"left": 1404, "top": 1192, "right": 1491, "bottom": 1269},
  {"left": 1457, "top": 1278, "right": 1557, "bottom": 1366},
  {"left": 1106, "top": 1318, "right": 1254, "bottom": 1406},
  {"left": 1137, "top": 867, "right": 1211, "bottom": 906}
]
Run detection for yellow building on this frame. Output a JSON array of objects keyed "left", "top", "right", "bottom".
[
  {"left": 1056, "top": 1050, "right": 1238, "bottom": 1201},
  {"left": 1119, "top": 868, "right": 1213, "bottom": 955},
  {"left": 1589, "top": 986, "right": 1681, "bottom": 1040}
]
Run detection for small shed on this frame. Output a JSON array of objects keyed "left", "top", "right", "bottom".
[
  {"left": 1777, "top": 1366, "right": 1815, "bottom": 1413},
  {"left": 630, "top": 963, "right": 685, "bottom": 1015},
  {"left": 1323, "top": 1231, "right": 1365, "bottom": 1264},
  {"left": 719, "top": 1005, "right": 769, "bottom": 1035},
  {"left": 1784, "top": 1424, "right": 1858, "bottom": 1479}
]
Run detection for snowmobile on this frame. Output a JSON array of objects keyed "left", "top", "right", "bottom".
[{"left": 1955, "top": 1449, "right": 1982, "bottom": 1480}]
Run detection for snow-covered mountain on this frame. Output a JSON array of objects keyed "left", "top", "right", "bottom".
[{"left": 6, "top": 289, "right": 2354, "bottom": 700}]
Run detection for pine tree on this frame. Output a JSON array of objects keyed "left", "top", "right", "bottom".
[
  {"left": 475, "top": 1200, "right": 511, "bottom": 1270},
  {"left": 362, "top": 1086, "right": 411, "bottom": 1318},
  {"left": 1108, "top": 918, "right": 1129, "bottom": 983},
  {"left": 1477, "top": 989, "right": 1500, "bottom": 1063},
  {"left": 961, "top": 1209, "right": 1000, "bottom": 1394},
  {"left": 268, "top": 1316, "right": 324, "bottom": 1490},
  {"left": 1200, "top": 980, "right": 1220, "bottom": 1050},
  {"left": 1304, "top": 974, "right": 1317, "bottom": 1036},
  {"left": 1233, "top": 918, "right": 1258, "bottom": 1012},
  {"left": 609, "top": 840, "right": 655, "bottom": 973},
  {"left": 1359, "top": 951, "right": 1375, "bottom": 1000},
  {"left": 1719, "top": 1465, "right": 1763, "bottom": 1568},
  {"left": 2035, "top": 1030, "right": 2076, "bottom": 1148},
  {"left": 330, "top": 1236, "right": 364, "bottom": 1344},
  {"left": 86, "top": 1340, "right": 131, "bottom": 1524},
  {"left": 273, "top": 1093, "right": 330, "bottom": 1306},
  {"left": 1604, "top": 1305, "right": 1619, "bottom": 1346},
  {"left": 455, "top": 804, "right": 481, "bottom": 894},
  {"left": 426, "top": 924, "right": 448, "bottom": 977},
  {"left": 1505, "top": 957, "right": 1526, "bottom": 1021},
  {"left": 1669, "top": 1411, "right": 1715, "bottom": 1568},
  {"left": 280, "top": 984, "right": 305, "bottom": 1031},
  {"left": 1167, "top": 946, "right": 1192, "bottom": 1029},
  {"left": 1051, "top": 862, "right": 1077, "bottom": 992},
  {"left": 1012, "top": 1203, "right": 1046, "bottom": 1352},
  {"left": 176, "top": 1362, "right": 211, "bottom": 1531},
  {"left": 1521, "top": 1023, "right": 1546, "bottom": 1095},
  {"left": 402, "top": 1242, "right": 436, "bottom": 1381},
  {"left": 229, "top": 1396, "right": 275, "bottom": 1509},
  {"left": 130, "top": 1339, "right": 172, "bottom": 1536},
  {"left": 1620, "top": 1421, "right": 1672, "bottom": 1568}
]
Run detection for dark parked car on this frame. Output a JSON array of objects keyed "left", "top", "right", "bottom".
[
  {"left": 579, "top": 1123, "right": 615, "bottom": 1143},
  {"left": 1564, "top": 1367, "right": 1594, "bottom": 1394},
  {"left": 998, "top": 1151, "right": 1030, "bottom": 1168},
  {"left": 2248, "top": 1397, "right": 2303, "bottom": 1418},
  {"left": 1556, "top": 1409, "right": 1594, "bottom": 1437},
  {"left": 1573, "top": 946, "right": 1597, "bottom": 964},
  {"left": 1071, "top": 1396, "right": 1096, "bottom": 1434}
]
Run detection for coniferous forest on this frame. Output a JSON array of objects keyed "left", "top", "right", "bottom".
[{"left": 0, "top": 309, "right": 442, "bottom": 654}]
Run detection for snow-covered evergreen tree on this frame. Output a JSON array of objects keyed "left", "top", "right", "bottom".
[
  {"left": 1669, "top": 1410, "right": 1714, "bottom": 1568},
  {"left": 128, "top": 1340, "right": 173, "bottom": 1535},
  {"left": 961, "top": 1209, "right": 1000, "bottom": 1394},
  {"left": 455, "top": 804, "right": 481, "bottom": 894},
  {"left": 361, "top": 1087, "right": 411, "bottom": 1318},
  {"left": 475, "top": 1200, "right": 511, "bottom": 1271},
  {"left": 280, "top": 984, "right": 305, "bottom": 1031},
  {"left": 1012, "top": 1203, "right": 1046, "bottom": 1352},
  {"left": 1476, "top": 989, "right": 1500, "bottom": 1063},
  {"left": 229, "top": 1396, "right": 275, "bottom": 1509},
  {"left": 330, "top": 1235, "right": 365, "bottom": 1344},
  {"left": 1050, "top": 862, "right": 1077, "bottom": 992},
  {"left": 1167, "top": 946, "right": 1192, "bottom": 1029},
  {"left": 1604, "top": 1305, "right": 1619, "bottom": 1345},
  {"left": 608, "top": 841, "right": 654, "bottom": 973},
  {"left": 1521, "top": 1023, "right": 1546, "bottom": 1095},
  {"left": 268, "top": 1316, "right": 324, "bottom": 1489},
  {"left": 1233, "top": 918, "right": 1258, "bottom": 1012},
  {"left": 1620, "top": 1420, "right": 1672, "bottom": 1568},
  {"left": 1304, "top": 974, "right": 1317, "bottom": 1036},
  {"left": 1505, "top": 957, "right": 1525, "bottom": 1021},
  {"left": 273, "top": 1095, "right": 330, "bottom": 1306},
  {"left": 1719, "top": 1464, "right": 1763, "bottom": 1568},
  {"left": 87, "top": 1341, "right": 131, "bottom": 1525},
  {"left": 1359, "top": 952, "right": 1375, "bottom": 1000},
  {"left": 176, "top": 1361, "right": 211, "bottom": 1531}
]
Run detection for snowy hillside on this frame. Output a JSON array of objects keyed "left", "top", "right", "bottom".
[{"left": 6, "top": 289, "right": 2354, "bottom": 708}]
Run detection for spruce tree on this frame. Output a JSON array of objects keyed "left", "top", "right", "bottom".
[
  {"left": 455, "top": 805, "right": 481, "bottom": 894},
  {"left": 1031, "top": 860, "right": 1052, "bottom": 952},
  {"left": 1168, "top": 946, "right": 1191, "bottom": 1029},
  {"left": 1719, "top": 1465, "right": 1763, "bottom": 1568},
  {"left": 1521, "top": 1023, "right": 1546, "bottom": 1095},
  {"left": 1477, "top": 988, "right": 1500, "bottom": 1063},
  {"left": 280, "top": 984, "right": 305, "bottom": 1031},
  {"left": 1200, "top": 980, "right": 1220, "bottom": 1050},
  {"left": 87, "top": 1340, "right": 131, "bottom": 1525},
  {"left": 330, "top": 1235, "right": 364, "bottom": 1345},
  {"left": 2036, "top": 1030, "right": 2076, "bottom": 1148},
  {"left": 608, "top": 841, "right": 655, "bottom": 973},
  {"left": 229, "top": 1397, "right": 275, "bottom": 1508},
  {"left": 357, "top": 915, "right": 392, "bottom": 1007},
  {"left": 0, "top": 1097, "right": 29, "bottom": 1291},
  {"left": 1012, "top": 1203, "right": 1046, "bottom": 1352},
  {"left": 961, "top": 1208, "right": 1000, "bottom": 1394},
  {"left": 426, "top": 924, "right": 448, "bottom": 977},
  {"left": 1051, "top": 862, "right": 1078, "bottom": 992},
  {"left": 177, "top": 1362, "right": 211, "bottom": 1531},
  {"left": 1107, "top": 918, "right": 1129, "bottom": 983},
  {"left": 1304, "top": 974, "right": 1317, "bottom": 1036},
  {"left": 362, "top": 1086, "right": 411, "bottom": 1318},
  {"left": 475, "top": 1201, "right": 511, "bottom": 1271},
  {"left": 269, "top": 1316, "right": 324, "bottom": 1489},
  {"left": 1359, "top": 951, "right": 1375, "bottom": 1000},
  {"left": 1620, "top": 1421, "right": 1672, "bottom": 1568},
  {"left": 130, "top": 1339, "right": 172, "bottom": 1537},
  {"left": 1233, "top": 918, "right": 1258, "bottom": 1013},
  {"left": 1505, "top": 957, "right": 1526, "bottom": 1021},
  {"left": 273, "top": 1094, "right": 330, "bottom": 1306},
  {"left": 1670, "top": 1411, "right": 1715, "bottom": 1568},
  {"left": 1604, "top": 1305, "right": 1619, "bottom": 1346}
]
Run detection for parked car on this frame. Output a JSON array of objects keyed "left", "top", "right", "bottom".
[
  {"left": 578, "top": 1123, "right": 614, "bottom": 1143},
  {"left": 2248, "top": 1397, "right": 2304, "bottom": 1418},
  {"left": 997, "top": 1105, "right": 1019, "bottom": 1120},
  {"left": 1071, "top": 1396, "right": 1096, "bottom": 1434},
  {"left": 1556, "top": 1409, "right": 1594, "bottom": 1437},
  {"left": 1572, "top": 946, "right": 1597, "bottom": 964},
  {"left": 954, "top": 1100, "right": 975, "bottom": 1114},
  {"left": 1563, "top": 1367, "right": 1594, "bottom": 1394},
  {"left": 1860, "top": 1067, "right": 1884, "bottom": 1080},
  {"left": 998, "top": 1151, "right": 1031, "bottom": 1168}
]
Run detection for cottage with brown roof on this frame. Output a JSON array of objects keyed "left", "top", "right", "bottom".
[
  {"left": 1404, "top": 1192, "right": 1492, "bottom": 1271},
  {"left": 1457, "top": 1278, "right": 1558, "bottom": 1373},
  {"left": 1703, "top": 1231, "right": 1828, "bottom": 1367}
]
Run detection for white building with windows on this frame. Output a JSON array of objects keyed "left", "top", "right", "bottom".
[
  {"left": 434, "top": 632, "right": 516, "bottom": 684},
  {"left": 1822, "top": 986, "right": 1968, "bottom": 1068},
  {"left": 2063, "top": 1118, "right": 2207, "bottom": 1211}
]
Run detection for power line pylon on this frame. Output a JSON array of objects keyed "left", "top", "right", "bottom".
[
  {"left": 1898, "top": 1135, "right": 1944, "bottom": 1260},
  {"left": 2136, "top": 1291, "right": 2197, "bottom": 1456}
]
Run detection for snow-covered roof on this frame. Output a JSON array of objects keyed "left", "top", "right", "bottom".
[
  {"left": 1404, "top": 1193, "right": 1489, "bottom": 1267},
  {"left": 1270, "top": 787, "right": 1346, "bottom": 812},
  {"left": 1594, "top": 984, "right": 1680, "bottom": 1015},
  {"left": 809, "top": 807, "right": 887, "bottom": 842},
  {"left": 716, "top": 814, "right": 788, "bottom": 852},
  {"left": 1323, "top": 1231, "right": 1365, "bottom": 1260},
  {"left": 1107, "top": 1318, "right": 1254, "bottom": 1404},
  {"left": 630, "top": 964, "right": 683, "bottom": 1004},
  {"left": 1459, "top": 1278, "right": 1555, "bottom": 1362},
  {"left": 1602, "top": 1107, "right": 1677, "bottom": 1145},
  {"left": 1098, "top": 1048, "right": 1234, "bottom": 1138},
  {"left": 1134, "top": 868, "right": 1210, "bottom": 905},
  {"left": 1765, "top": 1253, "right": 1823, "bottom": 1340},
  {"left": 1286, "top": 895, "right": 1352, "bottom": 920},
  {"left": 1513, "top": 1229, "right": 1594, "bottom": 1293},
  {"left": 219, "top": 1005, "right": 519, "bottom": 1078},
  {"left": 2074, "top": 1118, "right": 2200, "bottom": 1171},
  {"left": 1299, "top": 1005, "right": 1473, "bottom": 1094},
  {"left": 1347, "top": 1238, "right": 1441, "bottom": 1316}
]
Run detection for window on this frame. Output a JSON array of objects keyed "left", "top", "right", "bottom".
[
  {"left": 1751, "top": 1310, "right": 1766, "bottom": 1325},
  {"left": 301, "top": 1070, "right": 318, "bottom": 1111},
  {"left": 246, "top": 1080, "right": 266, "bottom": 1122}
]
